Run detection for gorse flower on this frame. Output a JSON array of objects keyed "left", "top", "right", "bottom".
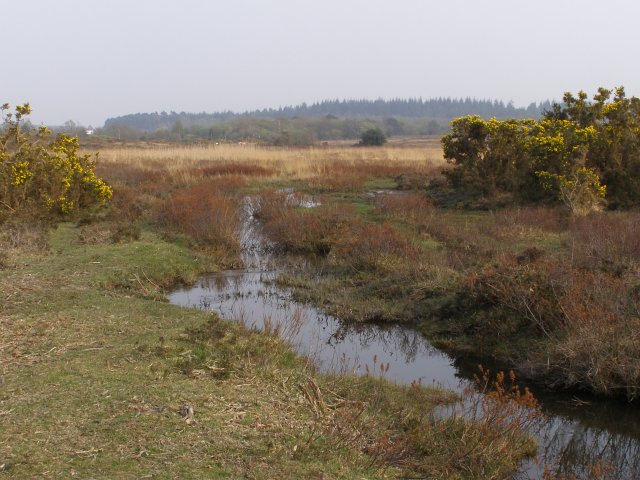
[{"left": 1, "top": 103, "right": 112, "bottom": 216}]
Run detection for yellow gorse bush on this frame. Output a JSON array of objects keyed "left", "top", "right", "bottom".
[{"left": 0, "top": 103, "right": 112, "bottom": 217}]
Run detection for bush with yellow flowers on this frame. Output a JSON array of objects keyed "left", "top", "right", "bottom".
[
  {"left": 442, "top": 87, "right": 640, "bottom": 211},
  {"left": 0, "top": 103, "right": 112, "bottom": 220}
]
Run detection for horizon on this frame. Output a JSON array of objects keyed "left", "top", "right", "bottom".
[{"left": 94, "top": 95, "right": 556, "bottom": 129}]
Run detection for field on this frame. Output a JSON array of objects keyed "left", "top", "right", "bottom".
[
  {"left": 0, "top": 140, "right": 546, "bottom": 478},
  {"left": 90, "top": 139, "right": 444, "bottom": 176}
]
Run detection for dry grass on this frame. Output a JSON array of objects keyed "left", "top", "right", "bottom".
[{"left": 88, "top": 143, "right": 445, "bottom": 180}]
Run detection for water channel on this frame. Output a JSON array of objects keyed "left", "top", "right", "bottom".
[{"left": 169, "top": 196, "right": 640, "bottom": 479}]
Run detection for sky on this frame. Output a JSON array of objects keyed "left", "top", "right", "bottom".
[{"left": 4, "top": 0, "right": 640, "bottom": 127}]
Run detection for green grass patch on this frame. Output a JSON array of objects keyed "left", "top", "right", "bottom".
[{"left": 364, "top": 176, "right": 397, "bottom": 190}]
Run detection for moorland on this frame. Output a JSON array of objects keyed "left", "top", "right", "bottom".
[{"left": 2, "top": 89, "right": 640, "bottom": 478}]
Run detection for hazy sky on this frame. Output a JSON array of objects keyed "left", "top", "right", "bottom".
[{"left": 4, "top": 0, "right": 640, "bottom": 126}]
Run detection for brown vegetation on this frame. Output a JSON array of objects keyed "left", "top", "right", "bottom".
[{"left": 159, "top": 180, "right": 240, "bottom": 252}]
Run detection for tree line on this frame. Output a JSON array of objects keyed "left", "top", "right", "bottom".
[
  {"left": 99, "top": 115, "right": 446, "bottom": 145},
  {"left": 102, "top": 97, "right": 552, "bottom": 138}
]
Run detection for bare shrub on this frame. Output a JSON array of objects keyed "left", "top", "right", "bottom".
[
  {"left": 330, "top": 221, "right": 418, "bottom": 272},
  {"left": 490, "top": 207, "right": 565, "bottom": 235},
  {"left": 94, "top": 162, "right": 165, "bottom": 188},
  {"left": 198, "top": 162, "right": 275, "bottom": 177},
  {"left": 159, "top": 181, "right": 239, "bottom": 251},
  {"left": 252, "top": 190, "right": 297, "bottom": 222},
  {"left": 305, "top": 160, "right": 430, "bottom": 193},
  {"left": 255, "top": 191, "right": 355, "bottom": 254},
  {"left": 321, "top": 160, "right": 419, "bottom": 179},
  {"left": 461, "top": 251, "right": 640, "bottom": 399},
  {"left": 461, "top": 256, "right": 565, "bottom": 341},
  {"left": 568, "top": 212, "right": 640, "bottom": 275},
  {"left": 541, "top": 269, "right": 640, "bottom": 399},
  {"left": 374, "top": 192, "right": 433, "bottom": 230},
  {"left": 304, "top": 172, "right": 368, "bottom": 193},
  {"left": 0, "top": 219, "right": 49, "bottom": 252},
  {"left": 77, "top": 225, "right": 112, "bottom": 245},
  {"left": 96, "top": 163, "right": 172, "bottom": 223},
  {"left": 111, "top": 224, "right": 142, "bottom": 243},
  {"left": 423, "top": 215, "right": 500, "bottom": 270}
]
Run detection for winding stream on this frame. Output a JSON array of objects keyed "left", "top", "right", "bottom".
[{"left": 169, "top": 196, "right": 640, "bottom": 479}]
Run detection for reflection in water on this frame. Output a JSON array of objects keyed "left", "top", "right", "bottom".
[
  {"left": 169, "top": 269, "right": 457, "bottom": 387},
  {"left": 536, "top": 418, "right": 640, "bottom": 479},
  {"left": 168, "top": 195, "right": 640, "bottom": 479}
]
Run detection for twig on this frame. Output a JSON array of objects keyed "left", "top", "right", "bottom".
[{"left": 0, "top": 201, "right": 15, "bottom": 212}]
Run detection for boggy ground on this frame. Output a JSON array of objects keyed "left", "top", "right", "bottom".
[
  {"left": 90, "top": 145, "right": 640, "bottom": 399},
  {"left": 254, "top": 176, "right": 640, "bottom": 402},
  {"left": 0, "top": 143, "right": 539, "bottom": 479},
  {"left": 90, "top": 141, "right": 640, "bottom": 401},
  {"left": 264, "top": 191, "right": 640, "bottom": 401}
]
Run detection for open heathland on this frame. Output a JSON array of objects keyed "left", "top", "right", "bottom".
[
  {"left": 87, "top": 140, "right": 640, "bottom": 400},
  {"left": 0, "top": 135, "right": 544, "bottom": 478}
]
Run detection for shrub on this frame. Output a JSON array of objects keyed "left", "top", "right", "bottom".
[
  {"left": 443, "top": 88, "right": 640, "bottom": 209},
  {"left": 359, "top": 127, "right": 387, "bottom": 146},
  {"left": 0, "top": 103, "right": 112, "bottom": 219},
  {"left": 111, "top": 223, "right": 142, "bottom": 243},
  {"left": 159, "top": 181, "right": 239, "bottom": 251},
  {"left": 330, "top": 221, "right": 417, "bottom": 272}
]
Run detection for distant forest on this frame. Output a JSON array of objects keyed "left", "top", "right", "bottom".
[{"left": 99, "top": 97, "right": 552, "bottom": 145}]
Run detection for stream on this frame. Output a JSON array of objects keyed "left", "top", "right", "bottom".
[{"left": 168, "top": 196, "right": 640, "bottom": 479}]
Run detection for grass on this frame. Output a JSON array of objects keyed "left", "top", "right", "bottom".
[
  {"left": 0, "top": 218, "right": 536, "bottom": 478},
  {"left": 90, "top": 143, "right": 446, "bottom": 188}
]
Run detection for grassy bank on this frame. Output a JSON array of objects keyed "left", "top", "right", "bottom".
[{"left": 0, "top": 219, "right": 536, "bottom": 478}]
